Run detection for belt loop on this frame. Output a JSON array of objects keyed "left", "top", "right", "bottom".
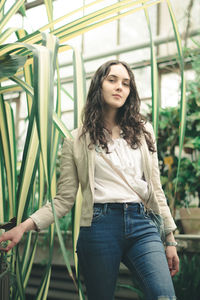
[
  {"left": 103, "top": 203, "right": 108, "bottom": 214},
  {"left": 139, "top": 202, "right": 143, "bottom": 214}
]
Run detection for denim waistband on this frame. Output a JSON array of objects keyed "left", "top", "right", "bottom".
[{"left": 94, "top": 202, "right": 144, "bottom": 213}]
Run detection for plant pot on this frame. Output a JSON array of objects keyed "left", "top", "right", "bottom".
[{"left": 179, "top": 207, "right": 200, "bottom": 234}]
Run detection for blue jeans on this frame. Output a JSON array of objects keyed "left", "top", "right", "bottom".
[{"left": 76, "top": 202, "right": 176, "bottom": 300}]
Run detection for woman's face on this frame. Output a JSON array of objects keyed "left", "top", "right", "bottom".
[{"left": 101, "top": 64, "right": 130, "bottom": 110}]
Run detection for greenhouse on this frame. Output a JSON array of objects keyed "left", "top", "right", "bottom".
[{"left": 0, "top": 0, "right": 200, "bottom": 299}]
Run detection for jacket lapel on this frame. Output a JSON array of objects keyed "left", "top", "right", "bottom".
[{"left": 85, "top": 132, "right": 95, "bottom": 198}]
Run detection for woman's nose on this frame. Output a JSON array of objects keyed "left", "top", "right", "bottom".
[{"left": 116, "top": 81, "right": 123, "bottom": 90}]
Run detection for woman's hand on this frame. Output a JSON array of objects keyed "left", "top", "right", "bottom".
[
  {"left": 165, "top": 231, "right": 179, "bottom": 276},
  {"left": 165, "top": 246, "right": 179, "bottom": 277},
  {"left": 0, "top": 225, "right": 24, "bottom": 252},
  {"left": 0, "top": 218, "right": 36, "bottom": 252}
]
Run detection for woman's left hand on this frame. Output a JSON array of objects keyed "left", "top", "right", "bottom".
[{"left": 165, "top": 246, "right": 179, "bottom": 277}]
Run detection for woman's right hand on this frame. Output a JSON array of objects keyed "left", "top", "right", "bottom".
[
  {"left": 0, "top": 225, "right": 25, "bottom": 252},
  {"left": 0, "top": 218, "right": 36, "bottom": 252}
]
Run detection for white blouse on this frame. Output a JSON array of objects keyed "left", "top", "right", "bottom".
[{"left": 94, "top": 137, "right": 149, "bottom": 204}]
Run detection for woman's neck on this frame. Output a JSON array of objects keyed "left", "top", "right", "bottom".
[
  {"left": 104, "top": 107, "right": 117, "bottom": 127},
  {"left": 104, "top": 118, "right": 121, "bottom": 140}
]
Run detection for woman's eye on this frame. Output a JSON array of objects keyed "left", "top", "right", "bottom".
[{"left": 123, "top": 82, "right": 129, "bottom": 87}]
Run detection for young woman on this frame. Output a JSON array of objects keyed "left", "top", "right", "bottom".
[{"left": 0, "top": 60, "right": 179, "bottom": 300}]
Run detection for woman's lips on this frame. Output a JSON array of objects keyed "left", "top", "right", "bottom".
[{"left": 112, "top": 94, "right": 121, "bottom": 98}]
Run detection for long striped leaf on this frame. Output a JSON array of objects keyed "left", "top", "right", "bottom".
[
  {"left": 48, "top": 131, "right": 76, "bottom": 291},
  {"left": 33, "top": 40, "right": 62, "bottom": 297},
  {"left": 22, "top": 232, "right": 38, "bottom": 289},
  {"left": 39, "top": 0, "right": 105, "bottom": 33},
  {"left": 0, "top": 84, "right": 21, "bottom": 94},
  {"left": 42, "top": 42, "right": 86, "bottom": 291},
  {"left": 36, "top": 172, "right": 56, "bottom": 299},
  {"left": 21, "top": 231, "right": 38, "bottom": 285},
  {"left": 72, "top": 187, "right": 83, "bottom": 276},
  {"left": 60, "top": 85, "right": 74, "bottom": 101},
  {"left": 32, "top": 44, "right": 52, "bottom": 188},
  {"left": 53, "top": 112, "right": 72, "bottom": 138},
  {"left": 28, "top": 34, "right": 61, "bottom": 299},
  {"left": 10, "top": 75, "right": 33, "bottom": 97},
  {"left": 15, "top": 248, "right": 26, "bottom": 300},
  {"left": 143, "top": 4, "right": 159, "bottom": 137},
  {"left": 0, "top": 95, "right": 14, "bottom": 218},
  {"left": 57, "top": 1, "right": 163, "bottom": 44},
  {"left": 51, "top": 63, "right": 61, "bottom": 178},
  {"left": 71, "top": 191, "right": 86, "bottom": 300},
  {"left": 0, "top": 43, "right": 28, "bottom": 56},
  {"left": 0, "top": 28, "right": 18, "bottom": 44},
  {"left": 4, "top": 102, "right": 17, "bottom": 215},
  {"left": 70, "top": 48, "right": 86, "bottom": 291},
  {"left": 0, "top": 0, "right": 25, "bottom": 33},
  {"left": 44, "top": 0, "right": 53, "bottom": 32},
  {"left": 53, "top": 0, "right": 157, "bottom": 37},
  {"left": 166, "top": 0, "right": 186, "bottom": 192},
  {"left": 36, "top": 266, "right": 52, "bottom": 300},
  {"left": 32, "top": 35, "right": 59, "bottom": 191},
  {"left": 35, "top": 224, "right": 55, "bottom": 300},
  {"left": 0, "top": 0, "right": 6, "bottom": 13},
  {"left": 16, "top": 29, "right": 34, "bottom": 115},
  {"left": 72, "top": 47, "right": 86, "bottom": 128},
  {"left": 21, "top": 231, "right": 34, "bottom": 276},
  {"left": 38, "top": 155, "right": 45, "bottom": 209},
  {"left": 50, "top": 123, "right": 76, "bottom": 290},
  {"left": 50, "top": 199, "right": 76, "bottom": 286},
  {"left": 0, "top": 137, "right": 5, "bottom": 223},
  {"left": 16, "top": 110, "right": 39, "bottom": 224}
]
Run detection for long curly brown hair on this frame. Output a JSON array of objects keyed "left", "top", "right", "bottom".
[{"left": 81, "top": 60, "right": 155, "bottom": 153}]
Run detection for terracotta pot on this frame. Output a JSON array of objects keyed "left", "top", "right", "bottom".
[{"left": 180, "top": 207, "right": 200, "bottom": 234}]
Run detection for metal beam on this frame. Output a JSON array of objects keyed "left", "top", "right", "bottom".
[
  {"left": 24, "top": 0, "right": 57, "bottom": 10},
  {"left": 59, "top": 48, "right": 200, "bottom": 84},
  {"left": 60, "top": 29, "right": 200, "bottom": 68}
]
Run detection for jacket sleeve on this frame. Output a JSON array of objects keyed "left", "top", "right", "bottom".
[
  {"left": 146, "top": 122, "right": 177, "bottom": 234},
  {"left": 30, "top": 137, "right": 79, "bottom": 231}
]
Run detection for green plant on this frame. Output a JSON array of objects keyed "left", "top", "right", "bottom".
[
  {"left": 157, "top": 113, "right": 200, "bottom": 214},
  {"left": 147, "top": 51, "right": 200, "bottom": 216},
  {"left": 173, "top": 254, "right": 200, "bottom": 300}
]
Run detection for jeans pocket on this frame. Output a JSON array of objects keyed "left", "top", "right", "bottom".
[
  {"left": 92, "top": 207, "right": 103, "bottom": 222},
  {"left": 143, "top": 210, "right": 157, "bottom": 227}
]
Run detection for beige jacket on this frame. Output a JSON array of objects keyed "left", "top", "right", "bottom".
[{"left": 30, "top": 122, "right": 177, "bottom": 234}]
